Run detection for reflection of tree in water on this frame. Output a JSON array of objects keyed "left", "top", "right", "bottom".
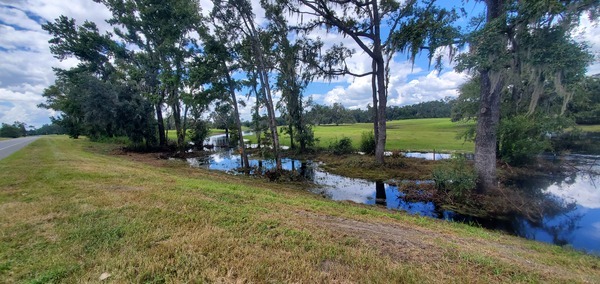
[
  {"left": 504, "top": 158, "right": 597, "bottom": 247},
  {"left": 375, "top": 181, "right": 386, "bottom": 206},
  {"left": 298, "top": 161, "right": 315, "bottom": 181},
  {"left": 381, "top": 159, "right": 589, "bottom": 247}
]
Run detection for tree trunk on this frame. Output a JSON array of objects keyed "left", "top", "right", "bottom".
[
  {"left": 475, "top": 70, "right": 502, "bottom": 192},
  {"left": 252, "top": 78, "right": 262, "bottom": 150},
  {"left": 182, "top": 105, "right": 188, "bottom": 147},
  {"left": 298, "top": 116, "right": 306, "bottom": 153},
  {"left": 475, "top": 0, "right": 505, "bottom": 193},
  {"left": 173, "top": 103, "right": 183, "bottom": 148},
  {"left": 375, "top": 59, "right": 387, "bottom": 164},
  {"left": 245, "top": 18, "right": 282, "bottom": 170},
  {"left": 171, "top": 89, "right": 184, "bottom": 149},
  {"left": 289, "top": 124, "right": 294, "bottom": 150},
  {"left": 262, "top": 73, "right": 282, "bottom": 170},
  {"left": 156, "top": 102, "right": 166, "bottom": 147},
  {"left": 371, "top": 59, "right": 379, "bottom": 153},
  {"left": 373, "top": 1, "right": 386, "bottom": 165},
  {"left": 225, "top": 70, "right": 249, "bottom": 169}
]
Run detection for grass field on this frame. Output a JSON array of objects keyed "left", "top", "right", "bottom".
[
  {"left": 0, "top": 136, "right": 598, "bottom": 282},
  {"left": 176, "top": 119, "right": 599, "bottom": 152},
  {"left": 247, "top": 118, "right": 475, "bottom": 152},
  {"left": 313, "top": 118, "right": 474, "bottom": 152},
  {"left": 578, "top": 124, "right": 600, "bottom": 132},
  {"left": 166, "top": 128, "right": 226, "bottom": 142}
]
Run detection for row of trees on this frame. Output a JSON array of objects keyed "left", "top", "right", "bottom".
[
  {"left": 0, "top": 122, "right": 27, "bottom": 138},
  {"left": 0, "top": 122, "right": 65, "bottom": 138},
  {"left": 40, "top": 0, "right": 461, "bottom": 170},
  {"left": 40, "top": 0, "right": 598, "bottom": 191},
  {"left": 305, "top": 99, "right": 454, "bottom": 125}
]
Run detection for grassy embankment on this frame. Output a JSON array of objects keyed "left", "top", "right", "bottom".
[{"left": 1, "top": 135, "right": 599, "bottom": 283}]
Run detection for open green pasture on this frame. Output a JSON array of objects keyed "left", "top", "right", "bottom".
[
  {"left": 253, "top": 118, "right": 475, "bottom": 152},
  {"left": 578, "top": 124, "right": 600, "bottom": 132},
  {"left": 314, "top": 118, "right": 474, "bottom": 152}
]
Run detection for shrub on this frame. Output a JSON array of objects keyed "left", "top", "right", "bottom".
[
  {"left": 359, "top": 131, "right": 376, "bottom": 154},
  {"left": 498, "top": 115, "right": 571, "bottom": 166},
  {"left": 329, "top": 136, "right": 354, "bottom": 155},
  {"left": 190, "top": 120, "right": 209, "bottom": 148},
  {"left": 432, "top": 155, "right": 477, "bottom": 199}
]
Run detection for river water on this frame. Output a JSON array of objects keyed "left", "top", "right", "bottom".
[{"left": 185, "top": 148, "right": 600, "bottom": 255}]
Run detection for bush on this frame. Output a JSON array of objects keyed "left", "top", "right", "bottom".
[
  {"left": 329, "top": 136, "right": 354, "bottom": 155},
  {"left": 432, "top": 155, "right": 477, "bottom": 199},
  {"left": 190, "top": 120, "right": 209, "bottom": 148},
  {"left": 498, "top": 115, "right": 565, "bottom": 166},
  {"left": 359, "top": 131, "right": 376, "bottom": 154}
]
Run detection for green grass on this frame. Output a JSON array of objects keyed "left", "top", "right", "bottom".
[
  {"left": 316, "top": 118, "right": 474, "bottom": 152},
  {"left": 249, "top": 118, "right": 474, "bottom": 152},
  {"left": 167, "top": 128, "right": 244, "bottom": 142},
  {"left": 578, "top": 124, "right": 600, "bottom": 132},
  {"left": 1, "top": 136, "right": 598, "bottom": 282}
]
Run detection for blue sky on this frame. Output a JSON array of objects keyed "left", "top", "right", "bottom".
[{"left": 0, "top": 0, "right": 598, "bottom": 127}]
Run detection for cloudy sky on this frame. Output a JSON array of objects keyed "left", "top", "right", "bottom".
[{"left": 0, "top": 0, "right": 599, "bottom": 127}]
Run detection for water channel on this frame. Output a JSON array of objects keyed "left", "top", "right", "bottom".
[{"left": 187, "top": 137, "right": 600, "bottom": 255}]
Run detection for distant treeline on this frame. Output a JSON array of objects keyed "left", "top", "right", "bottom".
[
  {"left": 302, "top": 98, "right": 454, "bottom": 125},
  {"left": 0, "top": 121, "right": 65, "bottom": 138}
]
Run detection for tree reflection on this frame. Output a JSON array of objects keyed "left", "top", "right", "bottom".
[
  {"left": 500, "top": 158, "right": 596, "bottom": 247},
  {"left": 375, "top": 181, "right": 386, "bottom": 206}
]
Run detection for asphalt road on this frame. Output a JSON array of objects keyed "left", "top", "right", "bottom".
[{"left": 0, "top": 136, "right": 41, "bottom": 161}]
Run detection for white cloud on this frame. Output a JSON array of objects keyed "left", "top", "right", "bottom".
[
  {"left": 1, "top": 1, "right": 598, "bottom": 128},
  {"left": 313, "top": 58, "right": 468, "bottom": 109},
  {"left": 0, "top": 86, "right": 56, "bottom": 125},
  {"left": 390, "top": 69, "right": 469, "bottom": 106},
  {"left": 0, "top": 1, "right": 111, "bottom": 127},
  {"left": 0, "top": 5, "right": 41, "bottom": 31},
  {"left": 545, "top": 173, "right": 600, "bottom": 209},
  {"left": 573, "top": 13, "right": 600, "bottom": 75}
]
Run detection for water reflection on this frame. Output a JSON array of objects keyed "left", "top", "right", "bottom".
[
  {"left": 511, "top": 155, "right": 600, "bottom": 254},
  {"left": 185, "top": 148, "right": 600, "bottom": 255}
]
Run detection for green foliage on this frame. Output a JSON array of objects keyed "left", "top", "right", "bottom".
[
  {"left": 432, "top": 155, "right": 477, "bottom": 199},
  {"left": 307, "top": 99, "right": 456, "bottom": 125},
  {"left": 0, "top": 122, "right": 25, "bottom": 138},
  {"left": 294, "top": 124, "right": 316, "bottom": 151},
  {"left": 40, "top": 71, "right": 157, "bottom": 145},
  {"left": 451, "top": 78, "right": 480, "bottom": 122},
  {"left": 570, "top": 76, "right": 600, "bottom": 125},
  {"left": 27, "top": 123, "right": 65, "bottom": 136},
  {"left": 306, "top": 103, "right": 355, "bottom": 126},
  {"left": 329, "top": 136, "right": 354, "bottom": 155},
  {"left": 452, "top": 0, "right": 596, "bottom": 187},
  {"left": 41, "top": 13, "right": 158, "bottom": 146},
  {"left": 359, "top": 131, "right": 376, "bottom": 155},
  {"left": 190, "top": 120, "right": 210, "bottom": 148},
  {"left": 498, "top": 115, "right": 572, "bottom": 165}
]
